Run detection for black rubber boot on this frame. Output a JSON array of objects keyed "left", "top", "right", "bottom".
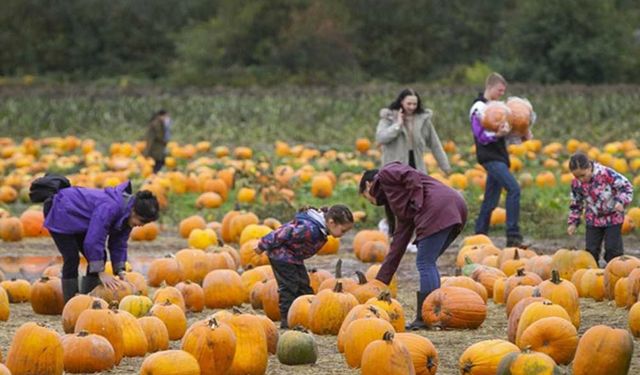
[
  {"left": 61, "top": 278, "right": 79, "bottom": 302},
  {"left": 405, "top": 291, "right": 429, "bottom": 331},
  {"left": 80, "top": 274, "right": 102, "bottom": 294}
]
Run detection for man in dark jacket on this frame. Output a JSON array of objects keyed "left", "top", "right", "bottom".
[
  {"left": 470, "top": 73, "right": 526, "bottom": 247},
  {"left": 143, "top": 110, "right": 171, "bottom": 173}
]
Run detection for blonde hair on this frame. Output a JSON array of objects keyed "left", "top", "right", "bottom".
[{"left": 485, "top": 72, "right": 507, "bottom": 88}]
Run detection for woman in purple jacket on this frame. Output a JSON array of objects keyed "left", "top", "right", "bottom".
[
  {"left": 43, "top": 181, "right": 159, "bottom": 302},
  {"left": 360, "top": 162, "right": 467, "bottom": 330}
]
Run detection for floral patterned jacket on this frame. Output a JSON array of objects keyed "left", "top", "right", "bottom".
[{"left": 568, "top": 162, "right": 633, "bottom": 227}]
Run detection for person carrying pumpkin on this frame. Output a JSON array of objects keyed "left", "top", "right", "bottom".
[
  {"left": 470, "top": 72, "right": 529, "bottom": 247},
  {"left": 359, "top": 162, "right": 467, "bottom": 330},
  {"left": 42, "top": 180, "right": 160, "bottom": 302},
  {"left": 567, "top": 152, "right": 633, "bottom": 265},
  {"left": 255, "top": 205, "right": 354, "bottom": 329}
]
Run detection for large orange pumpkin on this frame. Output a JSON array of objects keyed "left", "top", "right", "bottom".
[
  {"left": 203, "top": 269, "right": 246, "bottom": 309},
  {"left": 139, "top": 350, "right": 200, "bottom": 375},
  {"left": 181, "top": 317, "right": 236, "bottom": 375},
  {"left": 112, "top": 309, "right": 148, "bottom": 357},
  {"left": 20, "top": 209, "right": 48, "bottom": 237},
  {"left": 506, "top": 97, "right": 533, "bottom": 136},
  {"left": 395, "top": 332, "right": 439, "bottom": 375},
  {"left": 309, "top": 282, "right": 359, "bottom": 335},
  {"left": 60, "top": 330, "right": 116, "bottom": 373},
  {"left": 537, "top": 269, "right": 580, "bottom": 328},
  {"left": 287, "top": 294, "right": 315, "bottom": 329},
  {"left": 6, "top": 322, "right": 64, "bottom": 375},
  {"left": 360, "top": 331, "right": 416, "bottom": 375},
  {"left": 481, "top": 101, "right": 510, "bottom": 132},
  {"left": 604, "top": 255, "right": 640, "bottom": 300},
  {"left": 74, "top": 300, "right": 125, "bottom": 364},
  {"left": 178, "top": 215, "right": 207, "bottom": 238},
  {"left": 30, "top": 276, "right": 64, "bottom": 315},
  {"left": 515, "top": 301, "right": 571, "bottom": 347},
  {"left": 0, "top": 217, "right": 24, "bottom": 242},
  {"left": 421, "top": 286, "right": 487, "bottom": 329},
  {"left": 147, "top": 255, "right": 184, "bottom": 286},
  {"left": 62, "top": 295, "right": 109, "bottom": 333},
  {"left": 138, "top": 316, "right": 170, "bottom": 353},
  {"left": 458, "top": 339, "right": 519, "bottom": 375},
  {"left": 344, "top": 317, "right": 396, "bottom": 368},
  {"left": 149, "top": 300, "right": 187, "bottom": 341},
  {"left": 517, "top": 316, "right": 578, "bottom": 365},
  {"left": 572, "top": 325, "right": 633, "bottom": 375},
  {"left": 337, "top": 304, "right": 391, "bottom": 353}
]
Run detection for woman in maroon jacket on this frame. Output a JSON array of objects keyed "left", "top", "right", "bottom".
[{"left": 360, "top": 161, "right": 467, "bottom": 330}]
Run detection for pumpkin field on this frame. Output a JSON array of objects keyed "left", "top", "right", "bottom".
[{"left": 0, "top": 84, "right": 639, "bottom": 374}]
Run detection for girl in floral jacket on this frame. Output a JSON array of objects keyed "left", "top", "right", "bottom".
[
  {"left": 256, "top": 205, "right": 354, "bottom": 328},
  {"left": 567, "top": 152, "right": 634, "bottom": 264}
]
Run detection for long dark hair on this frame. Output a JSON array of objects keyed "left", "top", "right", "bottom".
[
  {"left": 359, "top": 169, "right": 396, "bottom": 235},
  {"left": 569, "top": 152, "right": 591, "bottom": 171},
  {"left": 150, "top": 109, "right": 168, "bottom": 122},
  {"left": 388, "top": 88, "right": 425, "bottom": 114},
  {"left": 133, "top": 190, "right": 160, "bottom": 222}
]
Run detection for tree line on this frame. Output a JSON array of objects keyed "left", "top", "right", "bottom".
[{"left": 1, "top": 0, "right": 639, "bottom": 85}]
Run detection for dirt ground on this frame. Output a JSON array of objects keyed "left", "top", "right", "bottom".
[{"left": 1, "top": 232, "right": 639, "bottom": 375}]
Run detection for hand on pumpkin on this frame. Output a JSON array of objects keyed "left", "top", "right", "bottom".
[
  {"left": 254, "top": 244, "right": 264, "bottom": 255},
  {"left": 496, "top": 122, "right": 511, "bottom": 137},
  {"left": 99, "top": 272, "right": 122, "bottom": 290},
  {"left": 567, "top": 224, "right": 577, "bottom": 236}
]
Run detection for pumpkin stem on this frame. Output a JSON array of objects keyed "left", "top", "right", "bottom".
[
  {"left": 335, "top": 259, "right": 343, "bottom": 278},
  {"left": 40, "top": 276, "right": 50, "bottom": 282},
  {"left": 513, "top": 249, "right": 520, "bottom": 260},
  {"left": 550, "top": 269, "right": 561, "bottom": 284},
  {"left": 207, "top": 317, "right": 219, "bottom": 329},
  {"left": 382, "top": 331, "right": 394, "bottom": 341},
  {"left": 516, "top": 268, "right": 525, "bottom": 277},
  {"left": 333, "top": 281, "right": 343, "bottom": 293},
  {"left": 464, "top": 255, "right": 474, "bottom": 265},
  {"left": 91, "top": 300, "right": 104, "bottom": 309},
  {"left": 77, "top": 330, "right": 90, "bottom": 337},
  {"left": 531, "top": 287, "right": 541, "bottom": 297},
  {"left": 163, "top": 299, "right": 172, "bottom": 306},
  {"left": 355, "top": 271, "right": 367, "bottom": 285},
  {"left": 377, "top": 290, "right": 392, "bottom": 303},
  {"left": 292, "top": 325, "right": 309, "bottom": 333}
]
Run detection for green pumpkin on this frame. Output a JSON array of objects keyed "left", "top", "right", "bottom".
[{"left": 276, "top": 328, "right": 318, "bottom": 365}]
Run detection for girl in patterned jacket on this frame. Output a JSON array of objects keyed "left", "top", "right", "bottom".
[
  {"left": 255, "top": 205, "right": 354, "bottom": 328},
  {"left": 567, "top": 152, "right": 634, "bottom": 264}
]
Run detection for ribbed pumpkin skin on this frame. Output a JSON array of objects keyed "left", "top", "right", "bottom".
[
  {"left": 30, "top": 276, "right": 64, "bottom": 315},
  {"left": 630, "top": 302, "right": 640, "bottom": 337},
  {"left": 366, "top": 292, "right": 406, "bottom": 332},
  {"left": 458, "top": 339, "right": 520, "bottom": 375},
  {"left": 604, "top": 255, "right": 640, "bottom": 300},
  {"left": 1, "top": 278, "right": 31, "bottom": 302},
  {"left": 421, "top": 286, "right": 487, "bottom": 329},
  {"left": 276, "top": 329, "right": 318, "bottom": 365},
  {"left": 260, "top": 278, "right": 281, "bottom": 321},
  {"left": 139, "top": 350, "right": 201, "bottom": 375},
  {"left": 149, "top": 301, "right": 187, "bottom": 340},
  {"left": 0, "top": 286, "right": 9, "bottom": 321},
  {"left": 395, "top": 332, "right": 439, "bottom": 375},
  {"left": 225, "top": 313, "right": 268, "bottom": 375},
  {"left": 309, "top": 283, "right": 359, "bottom": 335},
  {"left": 496, "top": 351, "right": 562, "bottom": 375},
  {"left": 118, "top": 294, "right": 153, "bottom": 318},
  {"left": 61, "top": 295, "right": 109, "bottom": 334},
  {"left": 337, "top": 304, "right": 390, "bottom": 353},
  {"left": 572, "top": 325, "right": 634, "bottom": 375},
  {"left": 147, "top": 257, "right": 184, "bottom": 287},
  {"left": 175, "top": 280, "right": 205, "bottom": 312},
  {"left": 138, "top": 316, "right": 170, "bottom": 353},
  {"left": 287, "top": 294, "right": 315, "bottom": 329},
  {"left": 181, "top": 318, "right": 236, "bottom": 375},
  {"left": 74, "top": 303, "right": 124, "bottom": 365},
  {"left": 517, "top": 316, "right": 578, "bottom": 365},
  {"left": 60, "top": 331, "right": 115, "bottom": 373},
  {"left": 536, "top": 270, "right": 580, "bottom": 328},
  {"left": 6, "top": 322, "right": 64, "bottom": 375},
  {"left": 515, "top": 301, "right": 571, "bottom": 347},
  {"left": 360, "top": 332, "right": 415, "bottom": 375},
  {"left": 507, "top": 297, "right": 548, "bottom": 343},
  {"left": 113, "top": 309, "right": 148, "bottom": 357},
  {"left": 343, "top": 317, "right": 395, "bottom": 368},
  {"left": 202, "top": 269, "right": 246, "bottom": 309},
  {"left": 505, "top": 285, "right": 535, "bottom": 317},
  {"left": 257, "top": 315, "right": 279, "bottom": 355},
  {"left": 153, "top": 286, "right": 186, "bottom": 311}
]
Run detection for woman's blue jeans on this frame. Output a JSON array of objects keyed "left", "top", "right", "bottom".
[
  {"left": 416, "top": 225, "right": 458, "bottom": 295},
  {"left": 474, "top": 161, "right": 521, "bottom": 238}
]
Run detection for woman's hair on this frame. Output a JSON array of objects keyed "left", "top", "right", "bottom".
[
  {"left": 150, "top": 109, "right": 168, "bottom": 121},
  {"left": 133, "top": 190, "right": 160, "bottom": 222},
  {"left": 359, "top": 169, "right": 396, "bottom": 235},
  {"left": 299, "top": 205, "right": 354, "bottom": 225},
  {"left": 388, "top": 88, "right": 425, "bottom": 114},
  {"left": 359, "top": 169, "right": 379, "bottom": 194},
  {"left": 569, "top": 152, "right": 591, "bottom": 171}
]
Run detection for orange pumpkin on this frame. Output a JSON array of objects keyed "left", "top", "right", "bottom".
[
  {"left": 150, "top": 300, "right": 187, "bottom": 341},
  {"left": 1, "top": 278, "right": 31, "bottom": 302},
  {"left": 62, "top": 295, "right": 109, "bottom": 333},
  {"left": 203, "top": 269, "right": 246, "bottom": 309},
  {"left": 175, "top": 280, "right": 205, "bottom": 312},
  {"left": 395, "top": 332, "right": 439, "bottom": 375},
  {"left": 442, "top": 276, "right": 488, "bottom": 303},
  {"left": 147, "top": 255, "right": 184, "bottom": 286},
  {"left": 629, "top": 302, "right": 640, "bottom": 337},
  {"left": 337, "top": 304, "right": 391, "bottom": 353},
  {"left": 180, "top": 317, "right": 236, "bottom": 375},
  {"left": 6, "top": 322, "right": 64, "bottom": 375},
  {"left": 139, "top": 350, "right": 200, "bottom": 375},
  {"left": 572, "top": 325, "right": 633, "bottom": 375},
  {"left": 153, "top": 285, "right": 186, "bottom": 311},
  {"left": 310, "top": 175, "right": 333, "bottom": 198},
  {"left": 74, "top": 300, "right": 125, "bottom": 364},
  {"left": 360, "top": 331, "right": 415, "bottom": 375},
  {"left": 505, "top": 285, "right": 536, "bottom": 317},
  {"left": 112, "top": 309, "right": 148, "bottom": 357},
  {"left": 60, "top": 331, "right": 116, "bottom": 373},
  {"left": 344, "top": 317, "right": 396, "bottom": 368},
  {"left": 481, "top": 101, "right": 510, "bottom": 132},
  {"left": 422, "top": 286, "right": 487, "bottom": 329},
  {"left": 20, "top": 209, "right": 48, "bottom": 237},
  {"left": 0, "top": 217, "right": 23, "bottom": 242},
  {"left": 308, "top": 268, "right": 333, "bottom": 293},
  {"left": 505, "top": 97, "right": 533, "bottom": 136},
  {"left": 517, "top": 316, "right": 578, "bottom": 365},
  {"left": 496, "top": 350, "right": 560, "bottom": 375},
  {"left": 604, "top": 255, "right": 640, "bottom": 300},
  {"left": 366, "top": 291, "right": 406, "bottom": 333},
  {"left": 309, "top": 282, "right": 359, "bottom": 335},
  {"left": 507, "top": 295, "right": 548, "bottom": 343},
  {"left": 0, "top": 286, "right": 8, "bottom": 321},
  {"left": 30, "top": 276, "right": 64, "bottom": 315},
  {"left": 515, "top": 301, "right": 571, "bottom": 347},
  {"left": 287, "top": 294, "right": 315, "bottom": 329},
  {"left": 224, "top": 313, "right": 268, "bottom": 375},
  {"left": 550, "top": 248, "right": 597, "bottom": 280},
  {"left": 175, "top": 248, "right": 212, "bottom": 284},
  {"left": 458, "top": 339, "right": 520, "bottom": 375},
  {"left": 470, "top": 266, "right": 506, "bottom": 298},
  {"left": 179, "top": 215, "right": 207, "bottom": 238},
  {"left": 138, "top": 316, "right": 170, "bottom": 353},
  {"left": 580, "top": 268, "right": 606, "bottom": 301}
]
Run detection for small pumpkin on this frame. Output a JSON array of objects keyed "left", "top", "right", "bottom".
[
  {"left": 458, "top": 339, "right": 520, "bottom": 375},
  {"left": 0, "top": 286, "right": 8, "bottom": 321},
  {"left": 118, "top": 294, "right": 153, "bottom": 318},
  {"left": 30, "top": 276, "right": 64, "bottom": 315},
  {"left": 140, "top": 350, "right": 201, "bottom": 375},
  {"left": 0, "top": 278, "right": 31, "bottom": 302},
  {"left": 517, "top": 316, "right": 578, "bottom": 365},
  {"left": 138, "top": 316, "right": 170, "bottom": 353},
  {"left": 344, "top": 317, "right": 396, "bottom": 368},
  {"left": 422, "top": 286, "right": 487, "bottom": 329},
  {"left": 337, "top": 304, "right": 391, "bottom": 353},
  {"left": 287, "top": 294, "right": 315, "bottom": 329},
  {"left": 153, "top": 285, "right": 187, "bottom": 311},
  {"left": 147, "top": 255, "right": 184, "bottom": 287},
  {"left": 74, "top": 300, "right": 125, "bottom": 364},
  {"left": 604, "top": 255, "right": 640, "bottom": 300},
  {"left": 537, "top": 269, "right": 580, "bottom": 328},
  {"left": 203, "top": 269, "right": 246, "bottom": 309},
  {"left": 515, "top": 301, "right": 571, "bottom": 347},
  {"left": 360, "top": 331, "right": 416, "bottom": 375},
  {"left": 175, "top": 280, "right": 205, "bottom": 312},
  {"left": 277, "top": 327, "right": 318, "bottom": 365},
  {"left": 61, "top": 330, "right": 116, "bottom": 373},
  {"left": 366, "top": 291, "right": 406, "bottom": 333},
  {"left": 150, "top": 300, "right": 187, "bottom": 341}
]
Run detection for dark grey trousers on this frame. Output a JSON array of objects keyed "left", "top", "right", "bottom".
[{"left": 586, "top": 224, "right": 623, "bottom": 263}]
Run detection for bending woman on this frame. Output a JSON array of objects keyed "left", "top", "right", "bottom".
[{"left": 360, "top": 161, "right": 467, "bottom": 329}]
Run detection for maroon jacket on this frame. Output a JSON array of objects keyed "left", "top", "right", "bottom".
[{"left": 370, "top": 162, "right": 467, "bottom": 284}]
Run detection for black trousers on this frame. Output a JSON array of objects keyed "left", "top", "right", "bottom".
[
  {"left": 153, "top": 158, "right": 165, "bottom": 173},
  {"left": 269, "top": 258, "right": 313, "bottom": 326},
  {"left": 586, "top": 224, "right": 623, "bottom": 263}
]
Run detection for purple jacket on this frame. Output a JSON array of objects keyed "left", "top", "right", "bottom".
[
  {"left": 258, "top": 209, "right": 328, "bottom": 265},
  {"left": 370, "top": 162, "right": 468, "bottom": 284},
  {"left": 44, "top": 181, "right": 135, "bottom": 273}
]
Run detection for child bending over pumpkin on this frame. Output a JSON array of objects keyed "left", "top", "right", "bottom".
[
  {"left": 255, "top": 205, "right": 354, "bottom": 329},
  {"left": 567, "top": 152, "right": 634, "bottom": 265}
]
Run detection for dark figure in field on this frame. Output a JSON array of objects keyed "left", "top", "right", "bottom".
[{"left": 144, "top": 109, "right": 171, "bottom": 174}]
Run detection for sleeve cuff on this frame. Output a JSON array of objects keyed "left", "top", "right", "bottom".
[
  {"left": 112, "top": 261, "right": 127, "bottom": 274},
  {"left": 88, "top": 260, "right": 105, "bottom": 274}
]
